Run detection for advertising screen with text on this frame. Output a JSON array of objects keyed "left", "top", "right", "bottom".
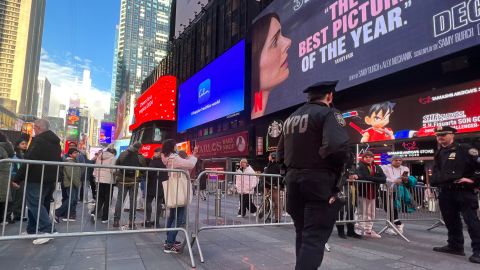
[
  {"left": 251, "top": 0, "right": 480, "bottom": 119},
  {"left": 130, "top": 76, "right": 176, "bottom": 131},
  {"left": 344, "top": 80, "right": 480, "bottom": 144},
  {"left": 177, "top": 40, "right": 245, "bottom": 132}
]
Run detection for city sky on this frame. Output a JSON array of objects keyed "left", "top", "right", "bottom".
[{"left": 39, "top": 0, "right": 120, "bottom": 119}]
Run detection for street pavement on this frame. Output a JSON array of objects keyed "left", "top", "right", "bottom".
[
  {"left": 0, "top": 218, "right": 478, "bottom": 269},
  {"left": 0, "top": 186, "right": 478, "bottom": 269}
]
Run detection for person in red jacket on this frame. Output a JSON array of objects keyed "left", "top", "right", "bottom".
[{"left": 350, "top": 151, "right": 386, "bottom": 238}]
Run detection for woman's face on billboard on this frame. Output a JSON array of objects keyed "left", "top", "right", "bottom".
[{"left": 259, "top": 17, "right": 291, "bottom": 91}]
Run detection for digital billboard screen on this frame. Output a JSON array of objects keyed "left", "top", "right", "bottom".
[
  {"left": 251, "top": 0, "right": 480, "bottom": 119},
  {"left": 344, "top": 80, "right": 480, "bottom": 144},
  {"left": 129, "top": 75, "right": 176, "bottom": 131},
  {"left": 177, "top": 39, "right": 245, "bottom": 132},
  {"left": 99, "top": 122, "right": 115, "bottom": 144}
]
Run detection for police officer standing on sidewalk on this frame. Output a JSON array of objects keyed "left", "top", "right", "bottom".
[
  {"left": 430, "top": 126, "right": 480, "bottom": 264},
  {"left": 277, "top": 81, "right": 349, "bottom": 270}
]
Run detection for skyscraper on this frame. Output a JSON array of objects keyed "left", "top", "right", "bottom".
[
  {"left": 36, "top": 77, "right": 51, "bottom": 118},
  {"left": 111, "top": 0, "right": 172, "bottom": 127},
  {"left": 0, "top": 0, "right": 46, "bottom": 114}
]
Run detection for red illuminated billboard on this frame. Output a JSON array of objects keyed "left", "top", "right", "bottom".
[
  {"left": 129, "top": 76, "right": 177, "bottom": 131},
  {"left": 345, "top": 80, "right": 480, "bottom": 143},
  {"left": 139, "top": 143, "right": 162, "bottom": 159}
]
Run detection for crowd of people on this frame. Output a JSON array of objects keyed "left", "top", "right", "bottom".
[
  {"left": 0, "top": 115, "right": 478, "bottom": 266},
  {"left": 0, "top": 119, "right": 201, "bottom": 254}
]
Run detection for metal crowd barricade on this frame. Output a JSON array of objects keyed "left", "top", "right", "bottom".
[
  {"left": 192, "top": 170, "right": 292, "bottom": 263},
  {"left": 0, "top": 159, "right": 197, "bottom": 268},
  {"left": 335, "top": 180, "right": 412, "bottom": 242},
  {"left": 383, "top": 184, "right": 444, "bottom": 230}
]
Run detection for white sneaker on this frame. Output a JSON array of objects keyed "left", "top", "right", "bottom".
[
  {"left": 236, "top": 214, "right": 243, "bottom": 218},
  {"left": 385, "top": 228, "right": 397, "bottom": 235},
  {"left": 32, "top": 232, "right": 58, "bottom": 245},
  {"left": 251, "top": 213, "right": 256, "bottom": 217}
]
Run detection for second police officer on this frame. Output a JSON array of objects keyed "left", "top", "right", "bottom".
[
  {"left": 430, "top": 126, "right": 480, "bottom": 264},
  {"left": 277, "top": 81, "right": 349, "bottom": 270}
]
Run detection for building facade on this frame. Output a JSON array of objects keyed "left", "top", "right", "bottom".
[
  {"left": 0, "top": 0, "right": 46, "bottom": 114},
  {"left": 111, "top": 0, "right": 172, "bottom": 127},
  {"left": 36, "top": 77, "right": 51, "bottom": 118},
  {"left": 140, "top": 0, "right": 480, "bottom": 173}
]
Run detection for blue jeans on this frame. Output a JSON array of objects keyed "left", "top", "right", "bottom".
[
  {"left": 55, "top": 186, "right": 78, "bottom": 218},
  {"left": 26, "top": 182, "right": 55, "bottom": 234},
  {"left": 166, "top": 207, "right": 186, "bottom": 244}
]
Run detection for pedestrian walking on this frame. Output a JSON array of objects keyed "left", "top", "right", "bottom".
[
  {"left": 430, "top": 126, "right": 480, "bottom": 264},
  {"left": 13, "top": 119, "right": 62, "bottom": 243},
  {"left": 91, "top": 148, "right": 116, "bottom": 223},
  {"left": 277, "top": 81, "right": 350, "bottom": 270},
  {"left": 235, "top": 158, "right": 258, "bottom": 218},
  {"left": 113, "top": 142, "right": 147, "bottom": 229}
]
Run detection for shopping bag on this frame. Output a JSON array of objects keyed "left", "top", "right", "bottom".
[{"left": 162, "top": 159, "right": 192, "bottom": 208}]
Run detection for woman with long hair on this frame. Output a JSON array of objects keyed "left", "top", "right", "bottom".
[
  {"left": 161, "top": 139, "right": 198, "bottom": 254},
  {"left": 251, "top": 13, "right": 291, "bottom": 118}
]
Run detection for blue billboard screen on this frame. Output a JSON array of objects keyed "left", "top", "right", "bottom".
[
  {"left": 177, "top": 40, "right": 245, "bottom": 132},
  {"left": 99, "top": 122, "right": 115, "bottom": 144}
]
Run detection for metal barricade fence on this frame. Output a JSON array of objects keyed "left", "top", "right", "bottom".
[
  {"left": 336, "top": 180, "right": 410, "bottom": 242},
  {"left": 336, "top": 180, "right": 444, "bottom": 242},
  {"left": 192, "top": 170, "right": 292, "bottom": 263},
  {"left": 385, "top": 184, "right": 444, "bottom": 230},
  {"left": 0, "top": 159, "right": 197, "bottom": 268}
]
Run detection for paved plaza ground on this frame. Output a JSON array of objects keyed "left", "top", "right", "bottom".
[{"left": 0, "top": 220, "right": 478, "bottom": 270}]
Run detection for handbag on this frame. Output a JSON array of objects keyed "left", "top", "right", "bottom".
[{"left": 162, "top": 157, "right": 192, "bottom": 208}]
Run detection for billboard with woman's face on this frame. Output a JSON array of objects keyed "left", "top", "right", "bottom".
[{"left": 250, "top": 0, "right": 480, "bottom": 119}]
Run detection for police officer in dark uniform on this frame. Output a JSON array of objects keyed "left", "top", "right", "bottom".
[
  {"left": 277, "top": 81, "right": 349, "bottom": 270},
  {"left": 430, "top": 126, "right": 480, "bottom": 264}
]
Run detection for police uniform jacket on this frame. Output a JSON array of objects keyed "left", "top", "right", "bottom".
[
  {"left": 430, "top": 142, "right": 480, "bottom": 188},
  {"left": 277, "top": 101, "right": 349, "bottom": 201}
]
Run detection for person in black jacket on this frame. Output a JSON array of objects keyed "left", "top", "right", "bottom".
[
  {"left": 430, "top": 126, "right": 480, "bottom": 264},
  {"left": 263, "top": 152, "right": 283, "bottom": 223},
  {"left": 277, "top": 81, "right": 350, "bottom": 270},
  {"left": 145, "top": 147, "right": 167, "bottom": 228},
  {"left": 13, "top": 119, "right": 62, "bottom": 236},
  {"left": 350, "top": 151, "right": 386, "bottom": 239}
]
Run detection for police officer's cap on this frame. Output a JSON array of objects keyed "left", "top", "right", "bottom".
[
  {"left": 303, "top": 80, "right": 339, "bottom": 94},
  {"left": 434, "top": 126, "right": 457, "bottom": 135}
]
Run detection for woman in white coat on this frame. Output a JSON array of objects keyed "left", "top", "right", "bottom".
[
  {"left": 91, "top": 148, "right": 117, "bottom": 223},
  {"left": 235, "top": 159, "right": 258, "bottom": 217}
]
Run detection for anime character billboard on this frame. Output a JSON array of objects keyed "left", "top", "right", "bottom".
[{"left": 344, "top": 80, "right": 480, "bottom": 143}]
